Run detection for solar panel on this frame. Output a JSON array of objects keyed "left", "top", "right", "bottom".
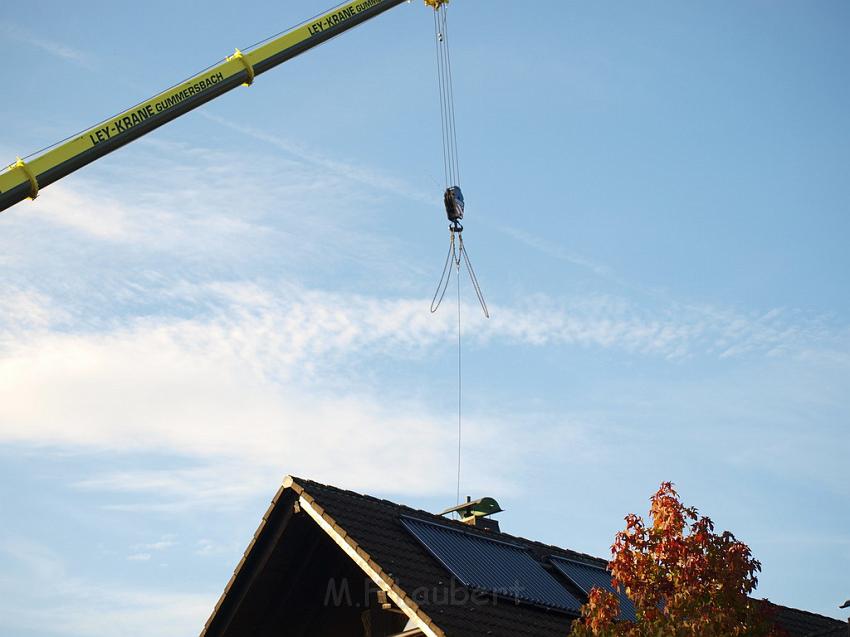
[
  {"left": 549, "top": 557, "right": 637, "bottom": 621},
  {"left": 400, "top": 516, "right": 582, "bottom": 612}
]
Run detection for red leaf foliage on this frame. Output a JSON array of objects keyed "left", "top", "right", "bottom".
[{"left": 569, "top": 482, "right": 780, "bottom": 637}]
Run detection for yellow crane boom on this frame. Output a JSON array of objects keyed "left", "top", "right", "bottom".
[{"left": 0, "top": 0, "right": 447, "bottom": 214}]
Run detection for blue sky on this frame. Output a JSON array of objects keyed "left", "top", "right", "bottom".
[{"left": 1, "top": 1, "right": 849, "bottom": 634}]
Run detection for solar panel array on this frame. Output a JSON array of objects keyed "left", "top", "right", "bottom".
[
  {"left": 549, "top": 557, "right": 637, "bottom": 621},
  {"left": 400, "top": 516, "right": 583, "bottom": 612}
]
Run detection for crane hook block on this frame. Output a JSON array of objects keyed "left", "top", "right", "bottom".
[
  {"left": 444, "top": 186, "right": 464, "bottom": 227},
  {"left": 424, "top": 0, "right": 450, "bottom": 9}
]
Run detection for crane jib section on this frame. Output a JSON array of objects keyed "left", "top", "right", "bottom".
[
  {"left": 0, "top": 0, "right": 407, "bottom": 213},
  {"left": 89, "top": 73, "right": 227, "bottom": 147}
]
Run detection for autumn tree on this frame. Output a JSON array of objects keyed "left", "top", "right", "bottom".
[{"left": 570, "top": 482, "right": 779, "bottom": 637}]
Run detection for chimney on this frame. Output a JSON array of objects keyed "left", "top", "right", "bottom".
[{"left": 439, "top": 496, "right": 503, "bottom": 532}]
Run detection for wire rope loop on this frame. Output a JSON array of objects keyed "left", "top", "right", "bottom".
[
  {"left": 430, "top": 232, "right": 458, "bottom": 313},
  {"left": 458, "top": 235, "right": 489, "bottom": 319},
  {"left": 227, "top": 49, "right": 255, "bottom": 86}
]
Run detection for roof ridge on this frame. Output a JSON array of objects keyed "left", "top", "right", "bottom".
[
  {"left": 761, "top": 599, "right": 848, "bottom": 625},
  {"left": 285, "top": 475, "right": 608, "bottom": 566}
]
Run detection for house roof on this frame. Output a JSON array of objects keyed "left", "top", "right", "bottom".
[
  {"left": 807, "top": 627, "right": 849, "bottom": 637},
  {"left": 809, "top": 627, "right": 849, "bottom": 637},
  {"left": 201, "top": 475, "right": 848, "bottom": 637},
  {"left": 766, "top": 603, "right": 849, "bottom": 637}
]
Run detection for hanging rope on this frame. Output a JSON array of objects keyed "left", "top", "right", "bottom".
[
  {"left": 432, "top": 5, "right": 461, "bottom": 188},
  {"left": 428, "top": 2, "right": 489, "bottom": 509},
  {"left": 430, "top": 231, "right": 457, "bottom": 313},
  {"left": 456, "top": 250, "right": 462, "bottom": 506},
  {"left": 459, "top": 234, "right": 488, "bottom": 318},
  {"left": 442, "top": 8, "right": 461, "bottom": 187}
]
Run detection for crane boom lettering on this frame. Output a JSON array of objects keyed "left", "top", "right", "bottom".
[{"left": 0, "top": 0, "right": 438, "bottom": 213}]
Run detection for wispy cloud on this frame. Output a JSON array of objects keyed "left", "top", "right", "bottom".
[
  {"left": 0, "top": 293, "right": 524, "bottom": 503},
  {"left": 491, "top": 295, "right": 843, "bottom": 360},
  {"left": 499, "top": 225, "right": 621, "bottom": 282},
  {"left": 8, "top": 134, "right": 836, "bottom": 370},
  {"left": 132, "top": 538, "right": 176, "bottom": 552},
  {"left": 5, "top": 137, "right": 422, "bottom": 288},
  {"left": 21, "top": 183, "right": 142, "bottom": 241},
  {"left": 73, "top": 465, "right": 285, "bottom": 512},
  {"left": 0, "top": 539, "right": 213, "bottom": 637},
  {"left": 194, "top": 538, "right": 235, "bottom": 557},
  {"left": 1, "top": 24, "right": 92, "bottom": 68},
  {"left": 0, "top": 285, "right": 69, "bottom": 334},
  {"left": 201, "top": 112, "right": 433, "bottom": 204},
  {"left": 1, "top": 273, "right": 846, "bottom": 512},
  {"left": 1, "top": 278, "right": 842, "bottom": 383}
]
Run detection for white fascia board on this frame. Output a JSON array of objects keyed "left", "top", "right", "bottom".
[{"left": 298, "top": 495, "right": 441, "bottom": 637}]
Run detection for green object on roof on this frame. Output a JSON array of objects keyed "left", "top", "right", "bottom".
[{"left": 439, "top": 496, "right": 503, "bottom": 519}]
